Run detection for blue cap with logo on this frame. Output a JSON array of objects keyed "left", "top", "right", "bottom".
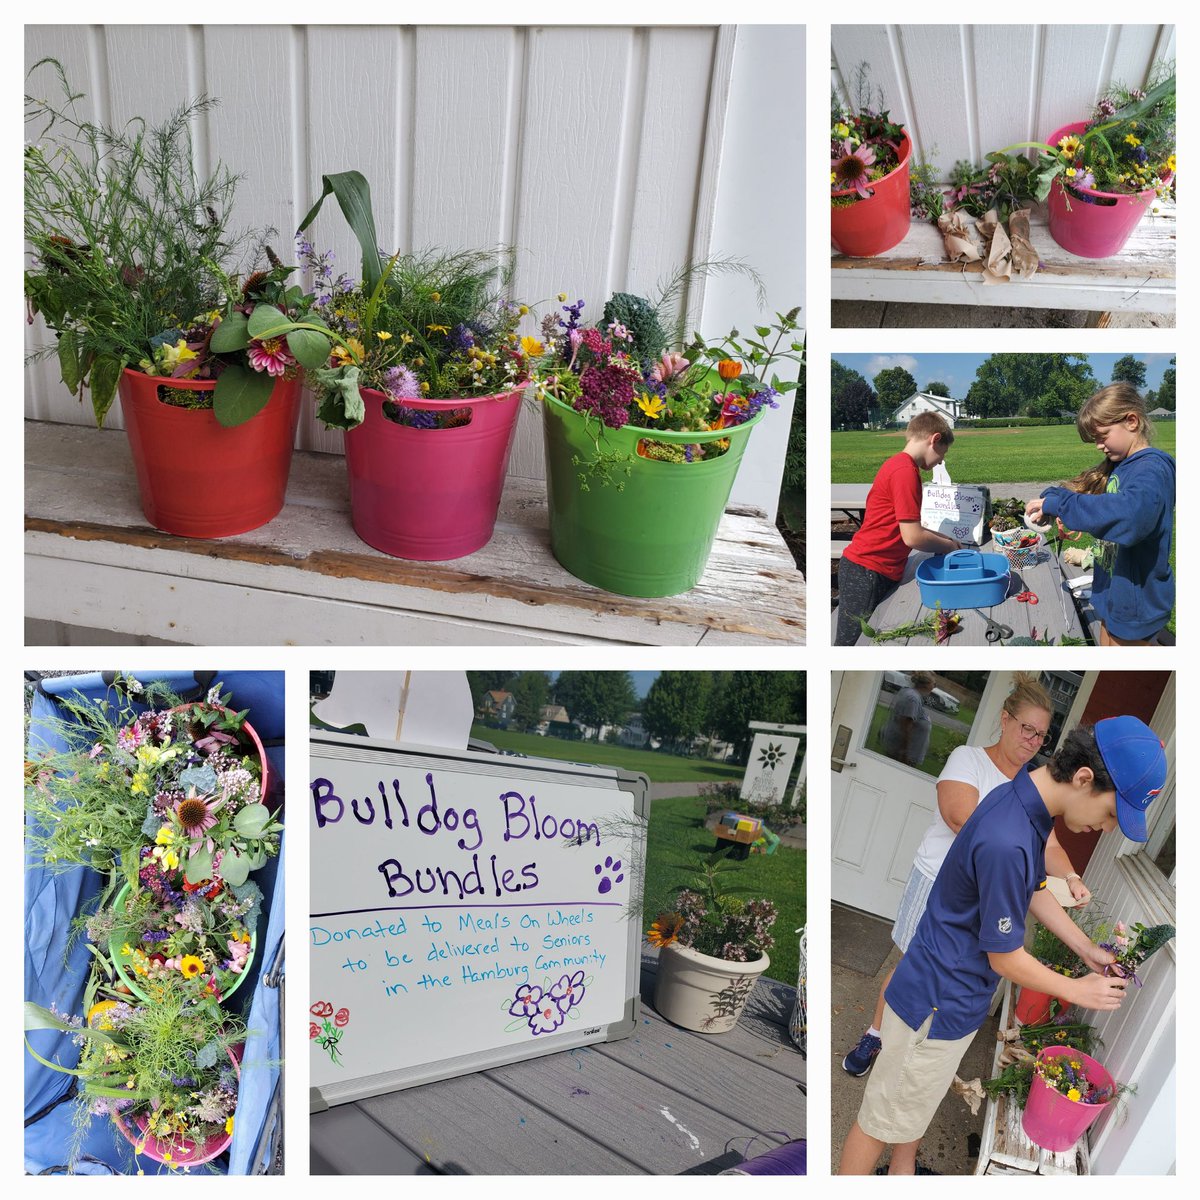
[{"left": 1094, "top": 715, "right": 1167, "bottom": 842}]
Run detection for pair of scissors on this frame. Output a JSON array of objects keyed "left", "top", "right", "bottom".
[
  {"left": 983, "top": 614, "right": 1014, "bottom": 643},
  {"left": 1015, "top": 590, "right": 1038, "bottom": 605}
]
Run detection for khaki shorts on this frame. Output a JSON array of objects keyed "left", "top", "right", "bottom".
[{"left": 857, "top": 1004, "right": 978, "bottom": 1143}]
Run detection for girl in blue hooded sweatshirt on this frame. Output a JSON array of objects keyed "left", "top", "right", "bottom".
[{"left": 1025, "top": 384, "right": 1175, "bottom": 645}]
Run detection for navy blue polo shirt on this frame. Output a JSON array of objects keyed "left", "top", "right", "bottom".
[{"left": 885, "top": 766, "right": 1053, "bottom": 1039}]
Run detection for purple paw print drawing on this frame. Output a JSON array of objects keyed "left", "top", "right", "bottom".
[{"left": 595, "top": 856, "right": 624, "bottom": 894}]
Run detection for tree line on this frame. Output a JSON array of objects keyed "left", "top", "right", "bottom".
[
  {"left": 832, "top": 354, "right": 1175, "bottom": 429},
  {"left": 467, "top": 671, "right": 805, "bottom": 763}
]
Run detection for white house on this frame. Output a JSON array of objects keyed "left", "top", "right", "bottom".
[
  {"left": 893, "top": 392, "right": 964, "bottom": 428},
  {"left": 618, "top": 713, "right": 650, "bottom": 748}
]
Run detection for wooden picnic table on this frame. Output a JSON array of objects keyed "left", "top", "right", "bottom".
[
  {"left": 830, "top": 484, "right": 870, "bottom": 524},
  {"left": 844, "top": 544, "right": 1087, "bottom": 646},
  {"left": 310, "top": 952, "right": 805, "bottom": 1175},
  {"left": 975, "top": 980, "right": 1088, "bottom": 1175},
  {"left": 831, "top": 200, "right": 1175, "bottom": 320}
]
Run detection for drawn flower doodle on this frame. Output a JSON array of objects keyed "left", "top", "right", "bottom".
[
  {"left": 548, "top": 971, "right": 586, "bottom": 1014},
  {"left": 529, "top": 1000, "right": 566, "bottom": 1036},
  {"left": 508, "top": 983, "right": 544, "bottom": 1019},
  {"left": 310, "top": 999, "right": 348, "bottom": 1066}
]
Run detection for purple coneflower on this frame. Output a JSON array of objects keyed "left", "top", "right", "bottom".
[
  {"left": 176, "top": 793, "right": 218, "bottom": 838},
  {"left": 832, "top": 139, "right": 877, "bottom": 198}
]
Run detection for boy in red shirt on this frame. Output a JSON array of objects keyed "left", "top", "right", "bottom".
[{"left": 835, "top": 412, "right": 962, "bottom": 645}]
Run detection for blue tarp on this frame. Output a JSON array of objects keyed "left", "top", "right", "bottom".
[{"left": 24, "top": 671, "right": 285, "bottom": 1175}]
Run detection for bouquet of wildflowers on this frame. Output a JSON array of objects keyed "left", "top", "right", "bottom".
[
  {"left": 531, "top": 290, "right": 800, "bottom": 480},
  {"left": 26, "top": 976, "right": 244, "bottom": 1162},
  {"left": 830, "top": 65, "right": 906, "bottom": 205},
  {"left": 25, "top": 677, "right": 273, "bottom": 888},
  {"left": 1095, "top": 920, "right": 1175, "bottom": 985},
  {"left": 89, "top": 861, "right": 261, "bottom": 1003},
  {"left": 1038, "top": 72, "right": 1174, "bottom": 201},
  {"left": 1033, "top": 1053, "right": 1115, "bottom": 1105},
  {"left": 296, "top": 171, "right": 535, "bottom": 430},
  {"left": 24, "top": 60, "right": 345, "bottom": 427}
]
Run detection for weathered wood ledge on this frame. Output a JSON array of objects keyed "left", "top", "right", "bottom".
[
  {"left": 832, "top": 199, "right": 1175, "bottom": 314},
  {"left": 25, "top": 421, "right": 805, "bottom": 646}
]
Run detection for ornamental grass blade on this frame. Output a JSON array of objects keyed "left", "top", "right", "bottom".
[{"left": 298, "top": 170, "right": 384, "bottom": 294}]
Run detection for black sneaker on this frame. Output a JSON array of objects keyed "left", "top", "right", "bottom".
[{"left": 842, "top": 1031, "right": 882, "bottom": 1076}]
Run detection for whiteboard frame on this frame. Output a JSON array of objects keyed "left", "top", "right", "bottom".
[{"left": 308, "top": 732, "right": 650, "bottom": 1110}]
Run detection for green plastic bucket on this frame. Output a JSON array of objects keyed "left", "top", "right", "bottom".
[{"left": 542, "top": 396, "right": 766, "bottom": 597}]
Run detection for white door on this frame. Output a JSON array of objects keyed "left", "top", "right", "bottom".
[{"left": 831, "top": 671, "right": 995, "bottom": 919}]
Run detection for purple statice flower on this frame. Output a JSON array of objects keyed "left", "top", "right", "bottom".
[
  {"left": 684, "top": 444, "right": 695, "bottom": 463},
  {"left": 142, "top": 929, "right": 171, "bottom": 943},
  {"left": 742, "top": 387, "right": 781, "bottom": 421},
  {"left": 448, "top": 323, "right": 475, "bottom": 353},
  {"left": 384, "top": 365, "right": 420, "bottom": 400},
  {"left": 1132, "top": 145, "right": 1149, "bottom": 165},
  {"left": 640, "top": 374, "right": 668, "bottom": 401}
]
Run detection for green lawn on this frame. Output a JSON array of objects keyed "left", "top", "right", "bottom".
[
  {"left": 641, "top": 795, "right": 805, "bottom": 986},
  {"left": 469, "top": 725, "right": 746, "bottom": 783},
  {"left": 831, "top": 424, "right": 1176, "bottom": 484}
]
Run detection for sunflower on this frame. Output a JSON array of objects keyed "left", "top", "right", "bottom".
[
  {"left": 180, "top": 955, "right": 204, "bottom": 979},
  {"left": 646, "top": 912, "right": 685, "bottom": 948}
]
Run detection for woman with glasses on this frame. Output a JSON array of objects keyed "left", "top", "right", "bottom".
[{"left": 842, "top": 673, "right": 1090, "bottom": 1077}]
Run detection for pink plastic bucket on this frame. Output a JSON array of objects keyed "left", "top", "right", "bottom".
[
  {"left": 1045, "top": 122, "right": 1161, "bottom": 258},
  {"left": 342, "top": 386, "right": 524, "bottom": 560},
  {"left": 1022, "top": 1046, "right": 1114, "bottom": 1152},
  {"left": 118, "top": 369, "right": 301, "bottom": 538},
  {"left": 113, "top": 1044, "right": 241, "bottom": 1167},
  {"left": 831, "top": 131, "right": 913, "bottom": 257}
]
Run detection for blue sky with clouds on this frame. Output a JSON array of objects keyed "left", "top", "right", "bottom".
[{"left": 833, "top": 352, "right": 1174, "bottom": 398}]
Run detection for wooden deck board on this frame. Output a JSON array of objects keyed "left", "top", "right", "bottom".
[
  {"left": 311, "top": 961, "right": 803, "bottom": 1175},
  {"left": 832, "top": 201, "right": 1175, "bottom": 313},
  {"left": 25, "top": 421, "right": 805, "bottom": 646}
]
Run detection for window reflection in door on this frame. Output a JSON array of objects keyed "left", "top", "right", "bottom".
[{"left": 864, "top": 671, "right": 987, "bottom": 777}]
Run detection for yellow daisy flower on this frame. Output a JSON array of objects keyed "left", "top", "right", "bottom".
[
  {"left": 426, "top": 324, "right": 450, "bottom": 335},
  {"left": 635, "top": 393, "right": 665, "bottom": 420},
  {"left": 180, "top": 954, "right": 204, "bottom": 979},
  {"left": 520, "top": 336, "right": 545, "bottom": 357},
  {"left": 376, "top": 331, "right": 392, "bottom": 341},
  {"left": 1067, "top": 1087, "right": 1081, "bottom": 1102}
]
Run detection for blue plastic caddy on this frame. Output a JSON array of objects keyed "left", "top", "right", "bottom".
[{"left": 915, "top": 549, "right": 1010, "bottom": 610}]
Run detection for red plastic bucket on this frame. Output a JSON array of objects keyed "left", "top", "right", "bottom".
[
  {"left": 118, "top": 369, "right": 301, "bottom": 538},
  {"left": 1022, "top": 1046, "right": 1114, "bottom": 1152},
  {"left": 1045, "top": 122, "right": 1161, "bottom": 258},
  {"left": 342, "top": 386, "right": 524, "bottom": 560},
  {"left": 1014, "top": 985, "right": 1062, "bottom": 1025},
  {"left": 831, "top": 131, "right": 913, "bottom": 256}
]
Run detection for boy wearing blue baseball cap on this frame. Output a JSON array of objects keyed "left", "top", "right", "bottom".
[{"left": 839, "top": 715, "right": 1167, "bottom": 1176}]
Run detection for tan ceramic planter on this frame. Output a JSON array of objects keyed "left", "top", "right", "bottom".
[{"left": 654, "top": 942, "right": 770, "bottom": 1034}]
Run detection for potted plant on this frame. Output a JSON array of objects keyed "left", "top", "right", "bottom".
[
  {"left": 530, "top": 287, "right": 802, "bottom": 597},
  {"left": 25, "top": 976, "right": 245, "bottom": 1169},
  {"left": 24, "top": 61, "right": 353, "bottom": 538},
  {"left": 296, "top": 172, "right": 533, "bottom": 560},
  {"left": 645, "top": 856, "right": 778, "bottom": 1034},
  {"left": 1007, "top": 69, "right": 1175, "bottom": 259},
  {"left": 1022, "top": 1047, "right": 1117, "bottom": 1152},
  {"left": 830, "top": 67, "right": 913, "bottom": 257}
]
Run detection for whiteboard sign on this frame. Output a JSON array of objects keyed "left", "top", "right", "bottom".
[
  {"left": 920, "top": 484, "right": 989, "bottom": 545},
  {"left": 309, "top": 734, "right": 648, "bottom": 1106}
]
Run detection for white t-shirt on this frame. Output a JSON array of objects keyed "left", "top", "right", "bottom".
[{"left": 911, "top": 744, "right": 1011, "bottom": 880}]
